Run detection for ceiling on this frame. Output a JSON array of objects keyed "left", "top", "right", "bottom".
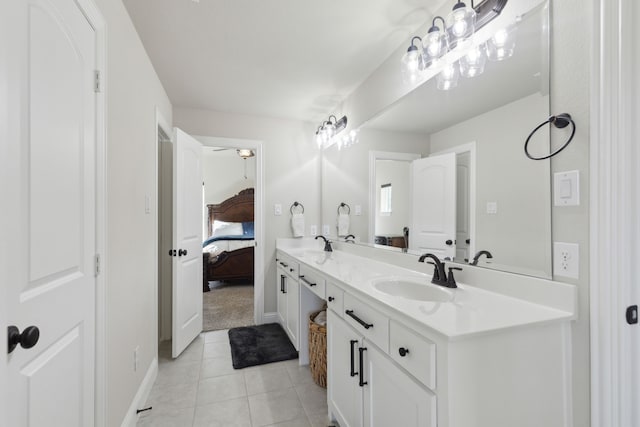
[{"left": 123, "top": 0, "right": 448, "bottom": 122}]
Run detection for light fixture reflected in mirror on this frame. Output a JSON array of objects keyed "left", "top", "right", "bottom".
[
  {"left": 459, "top": 44, "right": 487, "bottom": 77},
  {"left": 486, "top": 26, "right": 517, "bottom": 61},
  {"left": 423, "top": 17, "right": 448, "bottom": 68},
  {"left": 437, "top": 62, "right": 460, "bottom": 90},
  {"left": 401, "top": 36, "right": 425, "bottom": 84},
  {"left": 237, "top": 148, "right": 254, "bottom": 179}
]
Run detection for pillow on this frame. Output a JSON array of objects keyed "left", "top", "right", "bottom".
[
  {"left": 211, "top": 220, "right": 243, "bottom": 237},
  {"left": 242, "top": 221, "right": 255, "bottom": 236}
]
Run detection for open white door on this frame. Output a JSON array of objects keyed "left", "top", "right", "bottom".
[
  {"left": 5, "top": 0, "right": 97, "bottom": 424},
  {"left": 172, "top": 128, "right": 204, "bottom": 358},
  {"left": 410, "top": 153, "right": 457, "bottom": 259}
]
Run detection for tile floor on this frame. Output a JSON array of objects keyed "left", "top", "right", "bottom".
[{"left": 137, "top": 329, "right": 335, "bottom": 427}]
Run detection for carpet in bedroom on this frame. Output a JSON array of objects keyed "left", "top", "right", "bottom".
[{"left": 203, "top": 282, "right": 254, "bottom": 332}]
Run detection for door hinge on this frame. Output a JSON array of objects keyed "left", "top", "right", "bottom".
[
  {"left": 94, "top": 70, "right": 101, "bottom": 93},
  {"left": 95, "top": 254, "right": 101, "bottom": 276}
]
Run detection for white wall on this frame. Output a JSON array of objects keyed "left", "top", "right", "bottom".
[
  {"left": 202, "top": 149, "right": 256, "bottom": 207},
  {"left": 430, "top": 93, "right": 552, "bottom": 277},
  {"left": 173, "top": 108, "right": 321, "bottom": 314},
  {"left": 374, "top": 160, "right": 411, "bottom": 236},
  {"left": 335, "top": 0, "right": 592, "bottom": 425},
  {"left": 322, "top": 128, "right": 429, "bottom": 242},
  {"left": 93, "top": 0, "right": 172, "bottom": 424}
]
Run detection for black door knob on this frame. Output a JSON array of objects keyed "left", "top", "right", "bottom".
[
  {"left": 465, "top": 238, "right": 470, "bottom": 244},
  {"left": 398, "top": 347, "right": 410, "bottom": 357},
  {"left": 8, "top": 325, "right": 40, "bottom": 354},
  {"left": 328, "top": 296, "right": 335, "bottom": 302},
  {"left": 445, "top": 240, "right": 453, "bottom": 246},
  {"left": 178, "top": 249, "right": 188, "bottom": 256}
]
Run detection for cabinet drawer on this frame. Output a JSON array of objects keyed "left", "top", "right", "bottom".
[
  {"left": 325, "top": 281, "right": 344, "bottom": 316},
  {"left": 299, "top": 264, "right": 326, "bottom": 298},
  {"left": 276, "top": 253, "right": 299, "bottom": 279},
  {"left": 389, "top": 320, "right": 436, "bottom": 390},
  {"left": 343, "top": 293, "right": 389, "bottom": 353}
]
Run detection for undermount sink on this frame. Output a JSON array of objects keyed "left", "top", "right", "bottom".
[{"left": 371, "top": 277, "right": 453, "bottom": 302}]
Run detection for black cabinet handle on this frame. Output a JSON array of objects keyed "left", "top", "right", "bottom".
[
  {"left": 445, "top": 239, "right": 453, "bottom": 246},
  {"left": 398, "top": 347, "right": 410, "bottom": 357},
  {"left": 279, "top": 262, "right": 288, "bottom": 268},
  {"left": 345, "top": 310, "right": 373, "bottom": 330},
  {"left": 290, "top": 268, "right": 294, "bottom": 273},
  {"left": 280, "top": 275, "right": 285, "bottom": 293},
  {"left": 350, "top": 340, "right": 358, "bottom": 377},
  {"left": 465, "top": 238, "right": 471, "bottom": 244},
  {"left": 300, "top": 276, "right": 316, "bottom": 287},
  {"left": 328, "top": 296, "right": 335, "bottom": 302},
  {"left": 8, "top": 325, "right": 40, "bottom": 354},
  {"left": 358, "top": 347, "right": 367, "bottom": 386}
]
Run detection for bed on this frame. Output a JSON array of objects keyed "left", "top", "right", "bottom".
[{"left": 202, "top": 188, "right": 255, "bottom": 292}]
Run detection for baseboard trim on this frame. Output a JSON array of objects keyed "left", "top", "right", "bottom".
[
  {"left": 262, "top": 312, "right": 279, "bottom": 324},
  {"left": 120, "top": 357, "right": 158, "bottom": 427}
]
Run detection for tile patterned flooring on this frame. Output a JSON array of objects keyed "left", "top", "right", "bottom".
[{"left": 137, "top": 329, "right": 335, "bottom": 427}]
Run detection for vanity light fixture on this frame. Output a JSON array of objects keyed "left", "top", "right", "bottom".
[
  {"left": 401, "top": 36, "right": 425, "bottom": 84},
  {"left": 402, "top": 0, "right": 510, "bottom": 88},
  {"left": 446, "top": 1, "right": 476, "bottom": 49},
  {"left": 423, "top": 17, "right": 449, "bottom": 68},
  {"left": 315, "top": 115, "right": 349, "bottom": 148}
]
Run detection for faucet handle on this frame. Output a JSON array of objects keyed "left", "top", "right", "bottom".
[{"left": 446, "top": 267, "right": 462, "bottom": 288}]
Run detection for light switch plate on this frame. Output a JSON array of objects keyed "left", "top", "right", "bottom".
[
  {"left": 310, "top": 225, "right": 317, "bottom": 236},
  {"left": 486, "top": 202, "right": 498, "bottom": 214},
  {"left": 355, "top": 205, "right": 362, "bottom": 216},
  {"left": 553, "top": 241, "right": 579, "bottom": 279},
  {"left": 554, "top": 170, "right": 580, "bottom": 206},
  {"left": 274, "top": 204, "right": 282, "bottom": 216},
  {"left": 323, "top": 225, "right": 330, "bottom": 236}
]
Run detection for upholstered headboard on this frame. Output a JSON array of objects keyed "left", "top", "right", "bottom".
[{"left": 207, "top": 188, "right": 254, "bottom": 237}]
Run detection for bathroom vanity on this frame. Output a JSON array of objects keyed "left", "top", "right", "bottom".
[{"left": 276, "top": 238, "right": 576, "bottom": 427}]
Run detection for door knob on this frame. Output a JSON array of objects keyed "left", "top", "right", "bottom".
[
  {"left": 465, "top": 238, "right": 470, "bottom": 244},
  {"left": 8, "top": 325, "right": 40, "bottom": 354},
  {"left": 178, "top": 249, "right": 188, "bottom": 256},
  {"left": 398, "top": 347, "right": 410, "bottom": 357},
  {"left": 445, "top": 240, "right": 453, "bottom": 246}
]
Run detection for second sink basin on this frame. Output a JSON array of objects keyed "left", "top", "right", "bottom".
[{"left": 371, "top": 277, "right": 453, "bottom": 302}]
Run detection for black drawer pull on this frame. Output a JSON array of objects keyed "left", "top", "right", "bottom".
[
  {"left": 345, "top": 310, "right": 373, "bottom": 330},
  {"left": 299, "top": 276, "right": 317, "bottom": 287},
  {"left": 358, "top": 347, "right": 367, "bottom": 387},
  {"left": 280, "top": 275, "right": 285, "bottom": 293},
  {"left": 350, "top": 340, "right": 358, "bottom": 377},
  {"left": 399, "top": 347, "right": 410, "bottom": 357},
  {"left": 328, "top": 296, "right": 335, "bottom": 302},
  {"left": 280, "top": 262, "right": 288, "bottom": 268}
]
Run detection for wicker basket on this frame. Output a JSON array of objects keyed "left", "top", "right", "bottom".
[{"left": 308, "top": 309, "right": 327, "bottom": 388}]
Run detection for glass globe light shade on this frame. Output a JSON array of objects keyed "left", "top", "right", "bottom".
[
  {"left": 437, "top": 62, "right": 459, "bottom": 90},
  {"left": 401, "top": 44, "right": 425, "bottom": 84},
  {"left": 423, "top": 28, "right": 448, "bottom": 68},
  {"left": 459, "top": 44, "right": 486, "bottom": 77},
  {"left": 446, "top": 2, "right": 476, "bottom": 48},
  {"left": 486, "top": 27, "right": 516, "bottom": 61}
]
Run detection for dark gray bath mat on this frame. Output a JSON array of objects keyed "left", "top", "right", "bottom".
[{"left": 228, "top": 323, "right": 298, "bottom": 369}]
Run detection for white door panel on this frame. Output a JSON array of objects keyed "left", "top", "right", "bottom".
[
  {"left": 172, "top": 128, "right": 204, "bottom": 358},
  {"left": 455, "top": 152, "right": 471, "bottom": 261},
  {"left": 7, "top": 0, "right": 97, "bottom": 425},
  {"left": 410, "top": 153, "right": 456, "bottom": 259}
]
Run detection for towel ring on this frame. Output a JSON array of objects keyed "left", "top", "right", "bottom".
[
  {"left": 337, "top": 202, "right": 350, "bottom": 214},
  {"left": 290, "top": 201, "right": 304, "bottom": 215},
  {"left": 524, "top": 113, "right": 576, "bottom": 161}
]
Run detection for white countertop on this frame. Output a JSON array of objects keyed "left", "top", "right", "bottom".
[{"left": 278, "top": 245, "right": 575, "bottom": 341}]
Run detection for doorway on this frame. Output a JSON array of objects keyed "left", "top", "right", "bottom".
[{"left": 201, "top": 146, "right": 256, "bottom": 331}]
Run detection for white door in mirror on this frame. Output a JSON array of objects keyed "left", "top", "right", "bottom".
[{"left": 410, "top": 153, "right": 457, "bottom": 259}]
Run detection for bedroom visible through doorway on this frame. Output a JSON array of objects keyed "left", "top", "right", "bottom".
[{"left": 201, "top": 145, "right": 257, "bottom": 331}]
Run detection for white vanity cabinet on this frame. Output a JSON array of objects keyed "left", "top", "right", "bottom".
[
  {"left": 276, "top": 254, "right": 299, "bottom": 349},
  {"left": 327, "top": 309, "right": 436, "bottom": 427}
]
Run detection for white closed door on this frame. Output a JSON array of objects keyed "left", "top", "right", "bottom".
[
  {"left": 172, "top": 128, "right": 204, "bottom": 358},
  {"left": 5, "top": 0, "right": 97, "bottom": 425},
  {"left": 455, "top": 151, "right": 471, "bottom": 261},
  {"left": 410, "top": 153, "right": 457, "bottom": 259}
]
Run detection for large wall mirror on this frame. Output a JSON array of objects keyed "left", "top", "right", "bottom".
[{"left": 322, "top": 1, "right": 553, "bottom": 278}]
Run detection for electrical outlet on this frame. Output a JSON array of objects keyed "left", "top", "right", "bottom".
[
  {"left": 310, "top": 225, "right": 317, "bottom": 236},
  {"left": 134, "top": 346, "right": 139, "bottom": 372},
  {"left": 274, "top": 204, "right": 282, "bottom": 216},
  {"left": 323, "top": 225, "right": 330, "bottom": 236},
  {"left": 553, "top": 242, "right": 579, "bottom": 279}
]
